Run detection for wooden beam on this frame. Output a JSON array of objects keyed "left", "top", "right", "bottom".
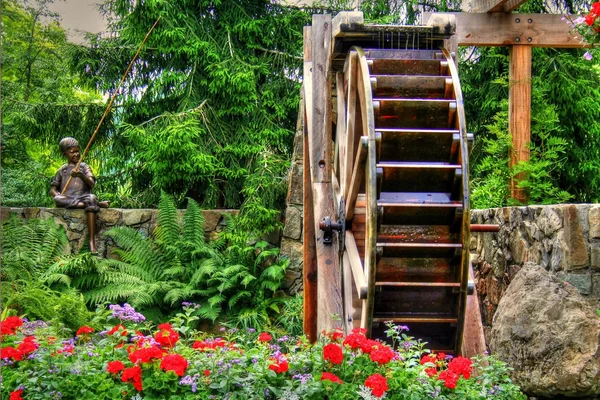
[
  {"left": 302, "top": 27, "right": 318, "bottom": 343},
  {"left": 509, "top": 45, "right": 531, "bottom": 203},
  {"left": 310, "top": 14, "right": 344, "bottom": 334},
  {"left": 462, "top": 0, "right": 529, "bottom": 13},
  {"left": 425, "top": 13, "right": 585, "bottom": 48}
]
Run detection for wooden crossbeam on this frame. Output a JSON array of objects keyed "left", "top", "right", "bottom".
[
  {"left": 425, "top": 13, "right": 584, "bottom": 48},
  {"left": 462, "top": 0, "right": 529, "bottom": 13}
]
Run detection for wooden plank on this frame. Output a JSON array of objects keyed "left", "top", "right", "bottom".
[
  {"left": 345, "top": 136, "right": 368, "bottom": 220},
  {"left": 460, "top": 263, "right": 487, "bottom": 357},
  {"left": 509, "top": 45, "right": 531, "bottom": 203},
  {"left": 343, "top": 52, "right": 358, "bottom": 201},
  {"left": 302, "top": 26, "right": 317, "bottom": 343},
  {"left": 332, "top": 11, "right": 364, "bottom": 38},
  {"left": 346, "top": 231, "right": 368, "bottom": 299},
  {"left": 309, "top": 14, "right": 344, "bottom": 335},
  {"left": 424, "top": 13, "right": 586, "bottom": 48},
  {"left": 462, "top": 0, "right": 528, "bottom": 13},
  {"left": 310, "top": 14, "right": 332, "bottom": 184},
  {"left": 335, "top": 72, "right": 347, "bottom": 196}
]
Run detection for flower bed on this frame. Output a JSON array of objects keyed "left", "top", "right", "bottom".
[{"left": 1, "top": 305, "right": 526, "bottom": 399}]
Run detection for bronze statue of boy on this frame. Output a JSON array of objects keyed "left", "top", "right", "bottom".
[{"left": 50, "top": 137, "right": 109, "bottom": 253}]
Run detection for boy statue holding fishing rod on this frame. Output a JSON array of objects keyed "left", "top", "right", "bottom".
[{"left": 50, "top": 137, "right": 109, "bottom": 253}]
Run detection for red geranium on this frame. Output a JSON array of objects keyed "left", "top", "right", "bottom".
[
  {"left": 258, "top": 332, "right": 272, "bottom": 342},
  {"left": 1, "top": 316, "right": 23, "bottom": 335},
  {"left": 76, "top": 326, "right": 94, "bottom": 336},
  {"left": 360, "top": 338, "right": 379, "bottom": 354},
  {"left": 192, "top": 338, "right": 227, "bottom": 350},
  {"left": 1, "top": 346, "right": 23, "bottom": 361},
  {"left": 365, "top": 373, "right": 388, "bottom": 398},
  {"left": 107, "top": 360, "right": 125, "bottom": 374},
  {"left": 321, "top": 371, "right": 343, "bottom": 383},
  {"left": 154, "top": 323, "right": 179, "bottom": 347},
  {"left": 122, "top": 365, "right": 143, "bottom": 391},
  {"left": 128, "top": 345, "right": 164, "bottom": 364},
  {"left": 323, "top": 343, "right": 344, "bottom": 364},
  {"left": 448, "top": 356, "right": 472, "bottom": 379},
  {"left": 370, "top": 345, "right": 395, "bottom": 365},
  {"left": 9, "top": 389, "right": 23, "bottom": 400},
  {"left": 16, "top": 336, "right": 38, "bottom": 356},
  {"left": 343, "top": 332, "right": 365, "bottom": 349},
  {"left": 326, "top": 328, "right": 344, "bottom": 341},
  {"left": 268, "top": 357, "right": 289, "bottom": 374},
  {"left": 204, "top": 369, "right": 211, "bottom": 377},
  {"left": 420, "top": 354, "right": 437, "bottom": 365},
  {"left": 592, "top": 1, "right": 600, "bottom": 14},
  {"left": 425, "top": 367, "right": 438, "bottom": 377},
  {"left": 438, "top": 369, "right": 459, "bottom": 389},
  {"left": 585, "top": 13, "right": 597, "bottom": 26},
  {"left": 160, "top": 354, "right": 188, "bottom": 377}
]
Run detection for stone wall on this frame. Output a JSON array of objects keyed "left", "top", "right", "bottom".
[
  {"left": 1, "top": 207, "right": 237, "bottom": 258},
  {"left": 279, "top": 105, "right": 305, "bottom": 295},
  {"left": 470, "top": 205, "right": 600, "bottom": 341}
]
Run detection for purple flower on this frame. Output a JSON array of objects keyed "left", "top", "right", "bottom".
[
  {"left": 584, "top": 51, "right": 593, "bottom": 60},
  {"left": 109, "top": 303, "right": 146, "bottom": 322}
]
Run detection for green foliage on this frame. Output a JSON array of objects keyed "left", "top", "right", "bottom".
[
  {"left": 1, "top": 216, "right": 92, "bottom": 329},
  {"left": 46, "top": 192, "right": 289, "bottom": 328}
]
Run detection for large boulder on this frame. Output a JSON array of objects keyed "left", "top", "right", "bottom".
[{"left": 489, "top": 263, "right": 600, "bottom": 398}]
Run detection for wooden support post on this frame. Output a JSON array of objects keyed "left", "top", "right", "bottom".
[
  {"left": 302, "top": 28, "right": 318, "bottom": 341},
  {"left": 306, "top": 14, "right": 344, "bottom": 335},
  {"left": 508, "top": 45, "right": 531, "bottom": 203}
]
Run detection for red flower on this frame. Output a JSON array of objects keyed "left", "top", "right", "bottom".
[
  {"left": 360, "top": 339, "right": 379, "bottom": 354},
  {"left": 107, "top": 360, "right": 125, "bottom": 374},
  {"left": 321, "top": 371, "right": 343, "bottom": 384},
  {"left": 448, "top": 356, "right": 472, "bottom": 379},
  {"left": 154, "top": 324, "right": 179, "bottom": 347},
  {"left": 1, "top": 316, "right": 23, "bottom": 335},
  {"left": 204, "top": 369, "right": 211, "bottom": 377},
  {"left": 438, "top": 369, "right": 459, "bottom": 389},
  {"left": 192, "top": 338, "right": 228, "bottom": 350},
  {"left": 268, "top": 357, "right": 289, "bottom": 374},
  {"left": 9, "top": 389, "right": 23, "bottom": 400},
  {"left": 425, "top": 367, "right": 438, "bottom": 377},
  {"left": 17, "top": 336, "right": 38, "bottom": 355},
  {"left": 420, "top": 354, "right": 437, "bottom": 365},
  {"left": 370, "top": 345, "right": 395, "bottom": 365},
  {"left": 323, "top": 343, "right": 344, "bottom": 364},
  {"left": 437, "top": 352, "right": 446, "bottom": 361},
  {"left": 128, "top": 345, "right": 164, "bottom": 364},
  {"left": 122, "top": 365, "right": 143, "bottom": 391},
  {"left": 326, "top": 328, "right": 344, "bottom": 341},
  {"left": 585, "top": 13, "right": 598, "bottom": 26},
  {"left": 76, "top": 326, "right": 94, "bottom": 336},
  {"left": 108, "top": 324, "right": 128, "bottom": 336},
  {"left": 351, "top": 327, "right": 367, "bottom": 335},
  {"left": 364, "top": 373, "right": 389, "bottom": 398},
  {"left": 160, "top": 354, "right": 188, "bottom": 377},
  {"left": 1, "top": 346, "right": 23, "bottom": 361},
  {"left": 592, "top": 1, "right": 600, "bottom": 14},
  {"left": 258, "top": 332, "right": 272, "bottom": 342},
  {"left": 343, "top": 332, "right": 365, "bottom": 349}
]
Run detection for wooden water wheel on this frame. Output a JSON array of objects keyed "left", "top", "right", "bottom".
[{"left": 303, "top": 12, "right": 486, "bottom": 356}]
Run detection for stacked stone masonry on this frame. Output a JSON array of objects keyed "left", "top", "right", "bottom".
[
  {"left": 471, "top": 205, "right": 600, "bottom": 342},
  {"left": 1, "top": 207, "right": 237, "bottom": 258}
]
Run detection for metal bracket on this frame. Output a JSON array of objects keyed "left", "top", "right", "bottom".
[{"left": 319, "top": 197, "right": 346, "bottom": 248}]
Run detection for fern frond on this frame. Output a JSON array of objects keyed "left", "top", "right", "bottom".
[
  {"left": 183, "top": 198, "right": 206, "bottom": 248},
  {"left": 154, "top": 191, "right": 181, "bottom": 245},
  {"left": 228, "top": 291, "right": 251, "bottom": 308}
]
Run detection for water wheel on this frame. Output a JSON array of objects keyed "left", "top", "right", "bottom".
[{"left": 332, "top": 44, "right": 472, "bottom": 353}]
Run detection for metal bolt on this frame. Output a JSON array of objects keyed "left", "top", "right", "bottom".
[
  {"left": 515, "top": 18, "right": 520, "bottom": 23},
  {"left": 527, "top": 37, "right": 532, "bottom": 42},
  {"left": 515, "top": 37, "right": 520, "bottom": 42},
  {"left": 528, "top": 18, "right": 533, "bottom": 23}
]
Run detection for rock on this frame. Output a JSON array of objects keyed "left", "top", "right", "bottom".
[
  {"left": 122, "top": 209, "right": 152, "bottom": 226},
  {"left": 23, "top": 207, "right": 40, "bottom": 219},
  {"left": 203, "top": 210, "right": 223, "bottom": 232},
  {"left": 98, "top": 209, "right": 121, "bottom": 225},
  {"left": 283, "top": 206, "right": 302, "bottom": 240},
  {"left": 563, "top": 205, "right": 589, "bottom": 270},
  {"left": 591, "top": 246, "right": 600, "bottom": 271},
  {"left": 590, "top": 206, "right": 600, "bottom": 239},
  {"left": 286, "top": 161, "right": 303, "bottom": 205},
  {"left": 489, "top": 263, "right": 600, "bottom": 398}
]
